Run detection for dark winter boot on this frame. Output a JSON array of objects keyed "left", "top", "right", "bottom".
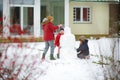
[
  {"left": 41, "top": 53, "right": 45, "bottom": 60},
  {"left": 50, "top": 54, "right": 56, "bottom": 60},
  {"left": 57, "top": 54, "right": 60, "bottom": 59}
]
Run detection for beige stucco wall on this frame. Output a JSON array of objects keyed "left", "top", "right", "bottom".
[{"left": 69, "top": 2, "right": 109, "bottom": 35}]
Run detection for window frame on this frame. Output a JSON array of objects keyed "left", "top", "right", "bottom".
[
  {"left": 9, "top": 0, "right": 34, "bottom": 5},
  {"left": 73, "top": 6, "right": 92, "bottom": 24},
  {"left": 9, "top": 4, "right": 34, "bottom": 36}
]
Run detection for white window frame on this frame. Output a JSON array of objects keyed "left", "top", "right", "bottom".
[
  {"left": 73, "top": 6, "right": 91, "bottom": 24},
  {"left": 9, "top": 4, "right": 34, "bottom": 37}
]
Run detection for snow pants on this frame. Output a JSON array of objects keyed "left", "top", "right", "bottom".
[{"left": 77, "top": 52, "right": 89, "bottom": 59}]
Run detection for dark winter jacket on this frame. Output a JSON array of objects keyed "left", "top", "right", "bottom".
[
  {"left": 77, "top": 40, "right": 89, "bottom": 55},
  {"left": 42, "top": 22, "right": 58, "bottom": 41}
]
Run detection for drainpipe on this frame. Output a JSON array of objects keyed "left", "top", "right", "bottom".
[
  {"left": 64, "top": 0, "right": 69, "bottom": 27},
  {"left": 34, "top": 0, "right": 40, "bottom": 37},
  {"left": 3, "top": 0, "right": 10, "bottom": 38}
]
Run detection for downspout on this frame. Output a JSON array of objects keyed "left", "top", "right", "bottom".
[
  {"left": 3, "top": 0, "right": 10, "bottom": 38},
  {"left": 34, "top": 0, "right": 40, "bottom": 37},
  {"left": 64, "top": 0, "right": 69, "bottom": 27}
]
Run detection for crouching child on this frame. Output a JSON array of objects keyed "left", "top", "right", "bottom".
[{"left": 76, "top": 36, "right": 90, "bottom": 59}]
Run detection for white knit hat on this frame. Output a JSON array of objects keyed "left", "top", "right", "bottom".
[{"left": 42, "top": 18, "right": 48, "bottom": 22}]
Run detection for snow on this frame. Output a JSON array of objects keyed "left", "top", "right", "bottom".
[{"left": 0, "top": 38, "right": 120, "bottom": 80}]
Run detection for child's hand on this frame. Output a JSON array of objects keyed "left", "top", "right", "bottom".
[
  {"left": 74, "top": 47, "right": 77, "bottom": 50},
  {"left": 59, "top": 24, "right": 63, "bottom": 26},
  {"left": 58, "top": 24, "right": 63, "bottom": 28}
]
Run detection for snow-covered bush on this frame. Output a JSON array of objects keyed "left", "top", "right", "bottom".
[
  {"left": 92, "top": 38, "right": 120, "bottom": 80},
  {"left": 0, "top": 42, "right": 46, "bottom": 80}
]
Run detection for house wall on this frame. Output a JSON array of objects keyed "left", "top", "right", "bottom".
[{"left": 69, "top": 2, "right": 109, "bottom": 35}]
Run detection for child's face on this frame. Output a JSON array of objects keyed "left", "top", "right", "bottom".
[
  {"left": 79, "top": 40, "right": 83, "bottom": 45},
  {"left": 60, "top": 30, "right": 64, "bottom": 35}
]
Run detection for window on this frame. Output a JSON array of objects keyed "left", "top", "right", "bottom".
[
  {"left": 10, "top": 0, "right": 34, "bottom": 35},
  {"left": 41, "top": 0, "right": 64, "bottom": 25},
  {"left": 73, "top": 7, "right": 91, "bottom": 23},
  {"left": 41, "top": 0, "right": 64, "bottom": 35}
]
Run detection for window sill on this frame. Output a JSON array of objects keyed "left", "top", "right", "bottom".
[{"left": 73, "top": 21, "right": 92, "bottom": 24}]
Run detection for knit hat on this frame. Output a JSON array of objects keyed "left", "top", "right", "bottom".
[
  {"left": 60, "top": 27, "right": 64, "bottom": 31},
  {"left": 42, "top": 18, "right": 48, "bottom": 22},
  {"left": 46, "top": 16, "right": 54, "bottom": 20},
  {"left": 79, "top": 36, "right": 86, "bottom": 41}
]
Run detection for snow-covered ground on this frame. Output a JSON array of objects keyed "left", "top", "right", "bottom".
[
  {"left": 0, "top": 38, "right": 120, "bottom": 80},
  {"left": 1, "top": 37, "right": 119, "bottom": 80}
]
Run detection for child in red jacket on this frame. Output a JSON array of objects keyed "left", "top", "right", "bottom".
[{"left": 55, "top": 27, "right": 64, "bottom": 58}]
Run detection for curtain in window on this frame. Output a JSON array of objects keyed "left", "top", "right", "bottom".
[{"left": 83, "top": 8, "right": 87, "bottom": 21}]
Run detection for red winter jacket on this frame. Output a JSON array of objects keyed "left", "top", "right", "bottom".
[
  {"left": 42, "top": 22, "right": 58, "bottom": 41},
  {"left": 0, "top": 17, "right": 2, "bottom": 22},
  {"left": 55, "top": 33, "right": 62, "bottom": 47}
]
